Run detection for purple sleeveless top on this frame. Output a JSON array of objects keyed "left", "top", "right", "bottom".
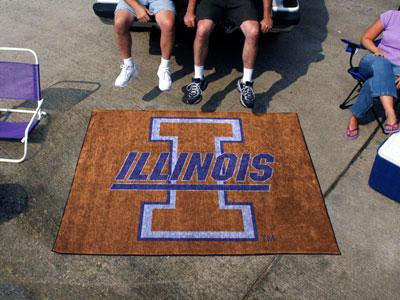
[{"left": 378, "top": 10, "right": 400, "bottom": 66}]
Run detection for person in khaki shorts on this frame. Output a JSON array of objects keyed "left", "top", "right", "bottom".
[{"left": 114, "top": 0, "right": 175, "bottom": 91}]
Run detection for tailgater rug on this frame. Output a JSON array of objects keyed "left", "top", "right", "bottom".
[{"left": 54, "top": 110, "right": 339, "bottom": 255}]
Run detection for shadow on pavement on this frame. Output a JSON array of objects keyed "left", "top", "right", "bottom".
[
  {"left": 41, "top": 80, "right": 101, "bottom": 111},
  {"left": 0, "top": 184, "right": 29, "bottom": 224},
  {"left": 30, "top": 80, "right": 100, "bottom": 143},
  {"left": 143, "top": 0, "right": 328, "bottom": 112},
  {"left": 0, "top": 81, "right": 101, "bottom": 144}
]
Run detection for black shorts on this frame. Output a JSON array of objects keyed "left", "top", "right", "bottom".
[{"left": 196, "top": 0, "right": 260, "bottom": 27}]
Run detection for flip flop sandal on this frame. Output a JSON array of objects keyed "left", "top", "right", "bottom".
[
  {"left": 344, "top": 127, "right": 359, "bottom": 140},
  {"left": 384, "top": 123, "right": 400, "bottom": 135}
]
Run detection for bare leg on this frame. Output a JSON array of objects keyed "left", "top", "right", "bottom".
[
  {"left": 380, "top": 95, "right": 397, "bottom": 125},
  {"left": 155, "top": 11, "right": 175, "bottom": 60},
  {"left": 114, "top": 10, "right": 135, "bottom": 59},
  {"left": 348, "top": 115, "right": 359, "bottom": 130},
  {"left": 194, "top": 19, "right": 215, "bottom": 66},
  {"left": 345, "top": 114, "right": 359, "bottom": 138},
  {"left": 347, "top": 95, "right": 398, "bottom": 135},
  {"left": 240, "top": 20, "right": 260, "bottom": 69}
]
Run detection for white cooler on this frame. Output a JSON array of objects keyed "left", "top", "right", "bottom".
[{"left": 369, "top": 132, "right": 400, "bottom": 202}]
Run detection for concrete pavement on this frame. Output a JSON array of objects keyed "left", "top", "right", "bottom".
[{"left": 0, "top": 0, "right": 399, "bottom": 298}]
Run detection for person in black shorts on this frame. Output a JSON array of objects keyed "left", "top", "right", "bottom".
[{"left": 183, "top": 0, "right": 273, "bottom": 108}]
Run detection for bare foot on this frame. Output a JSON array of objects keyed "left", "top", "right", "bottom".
[
  {"left": 385, "top": 111, "right": 398, "bottom": 126},
  {"left": 347, "top": 115, "right": 358, "bottom": 130},
  {"left": 345, "top": 115, "right": 359, "bottom": 139}
]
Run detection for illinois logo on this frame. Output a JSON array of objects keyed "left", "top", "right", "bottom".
[{"left": 111, "top": 117, "right": 275, "bottom": 241}]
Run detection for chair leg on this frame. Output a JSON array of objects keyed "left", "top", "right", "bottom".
[
  {"left": 0, "top": 134, "right": 28, "bottom": 163},
  {"left": 340, "top": 81, "right": 363, "bottom": 109}
]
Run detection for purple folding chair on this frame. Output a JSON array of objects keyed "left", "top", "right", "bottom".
[{"left": 0, "top": 47, "right": 47, "bottom": 163}]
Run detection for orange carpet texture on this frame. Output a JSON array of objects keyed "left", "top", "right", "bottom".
[{"left": 54, "top": 110, "right": 339, "bottom": 255}]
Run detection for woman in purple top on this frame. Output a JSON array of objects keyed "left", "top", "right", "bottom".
[{"left": 346, "top": 8, "right": 400, "bottom": 139}]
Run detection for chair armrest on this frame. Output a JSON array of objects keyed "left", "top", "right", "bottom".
[
  {"left": 341, "top": 39, "right": 363, "bottom": 52},
  {"left": 341, "top": 38, "right": 382, "bottom": 52},
  {"left": 0, "top": 47, "right": 39, "bottom": 64},
  {"left": 341, "top": 38, "right": 381, "bottom": 69}
]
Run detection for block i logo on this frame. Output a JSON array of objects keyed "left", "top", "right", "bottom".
[{"left": 111, "top": 117, "right": 275, "bottom": 241}]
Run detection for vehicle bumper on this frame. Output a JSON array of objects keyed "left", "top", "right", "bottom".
[
  {"left": 93, "top": 2, "right": 300, "bottom": 32},
  {"left": 270, "top": 10, "right": 300, "bottom": 32}
]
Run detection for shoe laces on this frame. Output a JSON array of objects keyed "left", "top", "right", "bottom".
[
  {"left": 242, "top": 84, "right": 255, "bottom": 101},
  {"left": 119, "top": 64, "right": 133, "bottom": 79},
  {"left": 120, "top": 64, "right": 133, "bottom": 70},
  {"left": 159, "top": 67, "right": 171, "bottom": 80},
  {"left": 186, "top": 81, "right": 202, "bottom": 97}
]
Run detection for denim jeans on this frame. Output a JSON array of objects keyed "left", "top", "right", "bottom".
[{"left": 350, "top": 53, "right": 400, "bottom": 118}]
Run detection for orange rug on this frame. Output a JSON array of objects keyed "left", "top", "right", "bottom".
[{"left": 54, "top": 110, "right": 339, "bottom": 255}]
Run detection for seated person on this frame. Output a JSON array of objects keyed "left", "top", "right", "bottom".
[
  {"left": 346, "top": 8, "right": 400, "bottom": 139},
  {"left": 114, "top": 0, "right": 175, "bottom": 91},
  {"left": 182, "top": 0, "right": 273, "bottom": 108}
]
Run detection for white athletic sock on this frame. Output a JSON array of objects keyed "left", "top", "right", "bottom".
[
  {"left": 194, "top": 65, "right": 204, "bottom": 79},
  {"left": 242, "top": 68, "right": 254, "bottom": 83},
  {"left": 160, "top": 57, "right": 170, "bottom": 69},
  {"left": 123, "top": 57, "right": 134, "bottom": 67}
]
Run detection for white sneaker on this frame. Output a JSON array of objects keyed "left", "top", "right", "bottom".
[
  {"left": 157, "top": 66, "right": 172, "bottom": 91},
  {"left": 114, "top": 63, "right": 138, "bottom": 88}
]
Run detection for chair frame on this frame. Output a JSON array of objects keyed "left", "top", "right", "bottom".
[
  {"left": 0, "top": 47, "right": 47, "bottom": 163},
  {"left": 340, "top": 39, "right": 386, "bottom": 133}
]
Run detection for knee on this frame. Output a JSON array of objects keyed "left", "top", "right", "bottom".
[
  {"left": 244, "top": 25, "right": 260, "bottom": 41},
  {"left": 196, "top": 23, "right": 212, "bottom": 40},
  {"left": 114, "top": 16, "right": 130, "bottom": 35},
  {"left": 372, "top": 56, "right": 392, "bottom": 70},
  {"left": 159, "top": 17, "right": 175, "bottom": 33}
]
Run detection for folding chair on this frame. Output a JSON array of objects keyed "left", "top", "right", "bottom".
[
  {"left": 339, "top": 39, "right": 388, "bottom": 133},
  {"left": 0, "top": 47, "right": 47, "bottom": 163}
]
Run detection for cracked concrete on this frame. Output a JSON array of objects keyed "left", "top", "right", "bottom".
[{"left": 1, "top": 0, "right": 399, "bottom": 298}]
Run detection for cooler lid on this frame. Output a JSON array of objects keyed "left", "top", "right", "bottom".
[{"left": 378, "top": 132, "right": 400, "bottom": 167}]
